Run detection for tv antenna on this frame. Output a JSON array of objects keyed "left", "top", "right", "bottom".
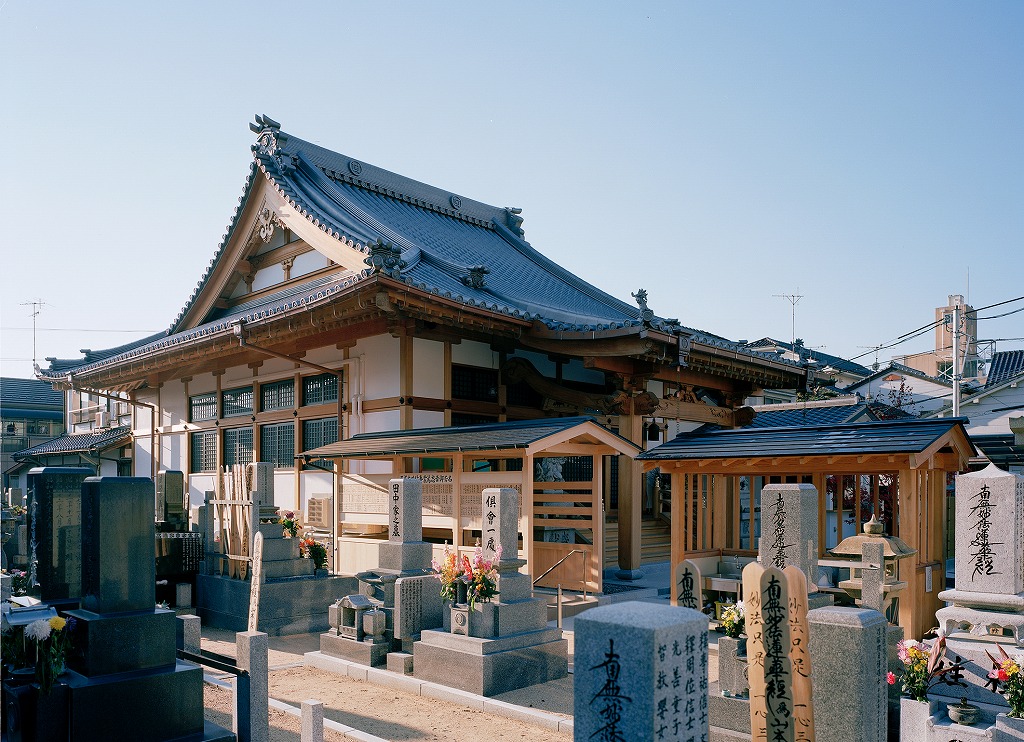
[
  {"left": 858, "top": 345, "right": 882, "bottom": 371},
  {"left": 19, "top": 298, "right": 50, "bottom": 369},
  {"left": 774, "top": 289, "right": 804, "bottom": 349}
]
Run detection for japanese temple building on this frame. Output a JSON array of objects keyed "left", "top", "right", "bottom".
[
  {"left": 638, "top": 417, "right": 976, "bottom": 639},
  {"left": 39, "top": 115, "right": 830, "bottom": 582}
]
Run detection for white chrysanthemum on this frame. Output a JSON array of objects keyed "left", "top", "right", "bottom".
[{"left": 25, "top": 618, "right": 51, "bottom": 642}]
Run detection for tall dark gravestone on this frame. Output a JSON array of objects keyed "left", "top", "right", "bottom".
[
  {"left": 26, "top": 467, "right": 91, "bottom": 602},
  {"left": 60, "top": 477, "right": 230, "bottom": 741}
]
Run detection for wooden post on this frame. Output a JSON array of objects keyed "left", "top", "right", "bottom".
[{"left": 616, "top": 413, "right": 643, "bottom": 577}]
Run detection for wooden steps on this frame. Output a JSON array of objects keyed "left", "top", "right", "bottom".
[{"left": 603, "top": 517, "right": 671, "bottom": 567}]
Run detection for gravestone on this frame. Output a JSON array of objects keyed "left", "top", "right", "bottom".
[
  {"left": 673, "top": 559, "right": 703, "bottom": 610},
  {"left": 412, "top": 486, "right": 566, "bottom": 695},
  {"left": 807, "top": 606, "right": 887, "bottom": 742},
  {"left": 573, "top": 602, "right": 709, "bottom": 742},
  {"left": 377, "top": 478, "right": 432, "bottom": 573},
  {"left": 393, "top": 574, "right": 442, "bottom": 640},
  {"left": 59, "top": 476, "right": 226, "bottom": 741},
  {"left": 155, "top": 470, "right": 186, "bottom": 527},
  {"left": 758, "top": 484, "right": 819, "bottom": 587},
  {"left": 247, "top": 531, "right": 264, "bottom": 633},
  {"left": 934, "top": 463, "right": 1024, "bottom": 711},
  {"left": 26, "top": 466, "right": 91, "bottom": 602}
]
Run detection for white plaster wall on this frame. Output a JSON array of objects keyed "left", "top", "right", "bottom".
[
  {"left": 188, "top": 372, "right": 217, "bottom": 395},
  {"left": 221, "top": 364, "right": 255, "bottom": 387},
  {"left": 302, "top": 346, "right": 346, "bottom": 367},
  {"left": 188, "top": 474, "right": 216, "bottom": 507},
  {"left": 452, "top": 339, "right": 497, "bottom": 369},
  {"left": 251, "top": 263, "right": 285, "bottom": 292},
  {"left": 291, "top": 250, "right": 331, "bottom": 278},
  {"left": 357, "top": 335, "right": 401, "bottom": 398},
  {"left": 135, "top": 434, "right": 154, "bottom": 481},
  {"left": 300, "top": 471, "right": 334, "bottom": 526},
  {"left": 413, "top": 410, "right": 444, "bottom": 429},
  {"left": 160, "top": 432, "right": 186, "bottom": 472},
  {"left": 413, "top": 338, "right": 444, "bottom": 398},
  {"left": 963, "top": 385, "right": 1024, "bottom": 435},
  {"left": 161, "top": 387, "right": 188, "bottom": 428},
  {"left": 273, "top": 471, "right": 297, "bottom": 512}
]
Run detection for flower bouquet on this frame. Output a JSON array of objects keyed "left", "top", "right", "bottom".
[
  {"left": 25, "top": 616, "right": 75, "bottom": 694},
  {"left": 298, "top": 535, "right": 328, "bottom": 571},
  {"left": 887, "top": 634, "right": 966, "bottom": 702},
  {"left": 986, "top": 645, "right": 1024, "bottom": 718},
  {"left": 279, "top": 511, "right": 299, "bottom": 538},
  {"left": 719, "top": 601, "right": 745, "bottom": 639},
  {"left": 432, "top": 545, "right": 498, "bottom": 610}
]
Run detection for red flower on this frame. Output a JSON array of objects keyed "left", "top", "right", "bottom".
[{"left": 886, "top": 672, "right": 896, "bottom": 685}]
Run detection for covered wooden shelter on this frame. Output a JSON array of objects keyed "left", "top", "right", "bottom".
[
  {"left": 638, "top": 418, "right": 976, "bottom": 639},
  {"left": 300, "top": 416, "right": 640, "bottom": 594}
]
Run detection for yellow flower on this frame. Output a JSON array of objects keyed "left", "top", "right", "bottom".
[{"left": 49, "top": 616, "right": 67, "bottom": 631}]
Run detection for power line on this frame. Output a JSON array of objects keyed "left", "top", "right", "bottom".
[{"left": 2, "top": 327, "right": 160, "bottom": 333}]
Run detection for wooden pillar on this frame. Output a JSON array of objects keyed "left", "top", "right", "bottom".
[
  {"left": 712, "top": 474, "right": 728, "bottom": 549},
  {"left": 616, "top": 413, "right": 644, "bottom": 578},
  {"left": 592, "top": 455, "right": 603, "bottom": 592},
  {"left": 452, "top": 453, "right": 463, "bottom": 547},
  {"left": 670, "top": 470, "right": 684, "bottom": 568},
  {"left": 523, "top": 452, "right": 535, "bottom": 576}
]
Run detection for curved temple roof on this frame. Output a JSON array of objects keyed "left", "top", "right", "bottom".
[{"left": 41, "top": 115, "right": 803, "bottom": 382}]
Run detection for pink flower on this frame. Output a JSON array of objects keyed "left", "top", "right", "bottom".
[{"left": 886, "top": 672, "right": 896, "bottom": 685}]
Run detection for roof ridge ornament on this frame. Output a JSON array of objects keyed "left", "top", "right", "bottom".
[
  {"left": 364, "top": 239, "right": 406, "bottom": 279},
  {"left": 504, "top": 207, "right": 525, "bottom": 237},
  {"left": 631, "top": 288, "right": 655, "bottom": 327},
  {"left": 461, "top": 265, "right": 490, "bottom": 290}
]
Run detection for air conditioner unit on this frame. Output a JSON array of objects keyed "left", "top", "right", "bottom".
[{"left": 95, "top": 411, "right": 110, "bottom": 428}]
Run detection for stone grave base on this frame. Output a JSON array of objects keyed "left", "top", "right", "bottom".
[
  {"left": 412, "top": 627, "right": 567, "bottom": 696},
  {"left": 708, "top": 680, "right": 752, "bottom": 740},
  {"left": 806, "top": 592, "right": 834, "bottom": 610},
  {"left": 319, "top": 631, "right": 390, "bottom": 667},
  {"left": 197, "top": 573, "right": 357, "bottom": 636},
  {"left": 65, "top": 607, "right": 177, "bottom": 676}
]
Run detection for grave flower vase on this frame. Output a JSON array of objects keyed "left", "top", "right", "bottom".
[
  {"left": 717, "top": 636, "right": 748, "bottom": 698},
  {"left": 899, "top": 697, "right": 937, "bottom": 741},
  {"left": 994, "top": 713, "right": 1024, "bottom": 742}
]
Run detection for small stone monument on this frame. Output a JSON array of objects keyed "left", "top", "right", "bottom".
[
  {"left": 574, "top": 602, "right": 709, "bottom": 742},
  {"left": 935, "top": 463, "right": 1024, "bottom": 710},
  {"left": 673, "top": 559, "right": 703, "bottom": 609},
  {"left": 758, "top": 483, "right": 831, "bottom": 610},
  {"left": 808, "top": 606, "right": 887, "bottom": 742},
  {"left": 413, "top": 487, "right": 567, "bottom": 695},
  {"left": 321, "top": 477, "right": 440, "bottom": 669}
]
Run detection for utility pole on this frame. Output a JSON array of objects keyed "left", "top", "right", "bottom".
[
  {"left": 774, "top": 289, "right": 804, "bottom": 351},
  {"left": 952, "top": 302, "right": 961, "bottom": 417}
]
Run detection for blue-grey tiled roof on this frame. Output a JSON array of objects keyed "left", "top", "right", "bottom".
[
  {"left": 638, "top": 418, "right": 973, "bottom": 461},
  {"left": 40, "top": 116, "right": 804, "bottom": 380},
  {"left": 12, "top": 426, "right": 131, "bottom": 459},
  {"left": 0, "top": 377, "right": 64, "bottom": 409},
  {"left": 300, "top": 416, "right": 639, "bottom": 459},
  {"left": 743, "top": 338, "right": 872, "bottom": 377},
  {"left": 986, "top": 350, "right": 1024, "bottom": 389}
]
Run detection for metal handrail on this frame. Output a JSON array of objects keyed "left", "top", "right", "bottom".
[{"left": 532, "top": 548, "right": 589, "bottom": 595}]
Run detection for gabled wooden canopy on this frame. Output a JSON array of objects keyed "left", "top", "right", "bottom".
[
  {"left": 638, "top": 418, "right": 976, "bottom": 474},
  {"left": 299, "top": 416, "right": 640, "bottom": 461}
]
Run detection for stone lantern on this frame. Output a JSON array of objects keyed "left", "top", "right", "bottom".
[{"left": 829, "top": 515, "right": 916, "bottom": 618}]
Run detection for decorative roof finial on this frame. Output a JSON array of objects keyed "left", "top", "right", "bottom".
[
  {"left": 461, "top": 265, "right": 490, "bottom": 290},
  {"left": 632, "top": 288, "right": 655, "bottom": 326},
  {"left": 364, "top": 239, "right": 406, "bottom": 279}
]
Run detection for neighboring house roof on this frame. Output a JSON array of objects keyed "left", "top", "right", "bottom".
[
  {"left": 743, "top": 338, "right": 872, "bottom": 377},
  {"left": 743, "top": 401, "right": 912, "bottom": 429},
  {"left": 986, "top": 350, "right": 1024, "bottom": 389},
  {"left": 848, "top": 361, "right": 954, "bottom": 390},
  {"left": 12, "top": 426, "right": 131, "bottom": 460},
  {"left": 637, "top": 418, "right": 975, "bottom": 461},
  {"left": 300, "top": 416, "right": 639, "bottom": 459},
  {"left": 0, "top": 377, "right": 64, "bottom": 411},
  {"left": 971, "top": 434, "right": 1024, "bottom": 470},
  {"left": 38, "top": 116, "right": 802, "bottom": 383}
]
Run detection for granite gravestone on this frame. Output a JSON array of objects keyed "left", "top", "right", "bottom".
[
  {"left": 934, "top": 464, "right": 1024, "bottom": 711},
  {"left": 807, "top": 607, "right": 887, "bottom": 742},
  {"left": 26, "top": 467, "right": 91, "bottom": 602},
  {"left": 155, "top": 470, "right": 186, "bottom": 526},
  {"left": 859, "top": 541, "right": 885, "bottom": 613},
  {"left": 758, "top": 484, "right": 819, "bottom": 588},
  {"left": 673, "top": 559, "right": 703, "bottom": 610},
  {"left": 60, "top": 476, "right": 222, "bottom": 741},
  {"left": 377, "top": 478, "right": 432, "bottom": 573},
  {"left": 574, "top": 602, "right": 709, "bottom": 742}
]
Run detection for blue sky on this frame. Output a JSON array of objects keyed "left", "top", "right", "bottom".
[{"left": 1, "top": 2, "right": 1021, "bottom": 380}]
